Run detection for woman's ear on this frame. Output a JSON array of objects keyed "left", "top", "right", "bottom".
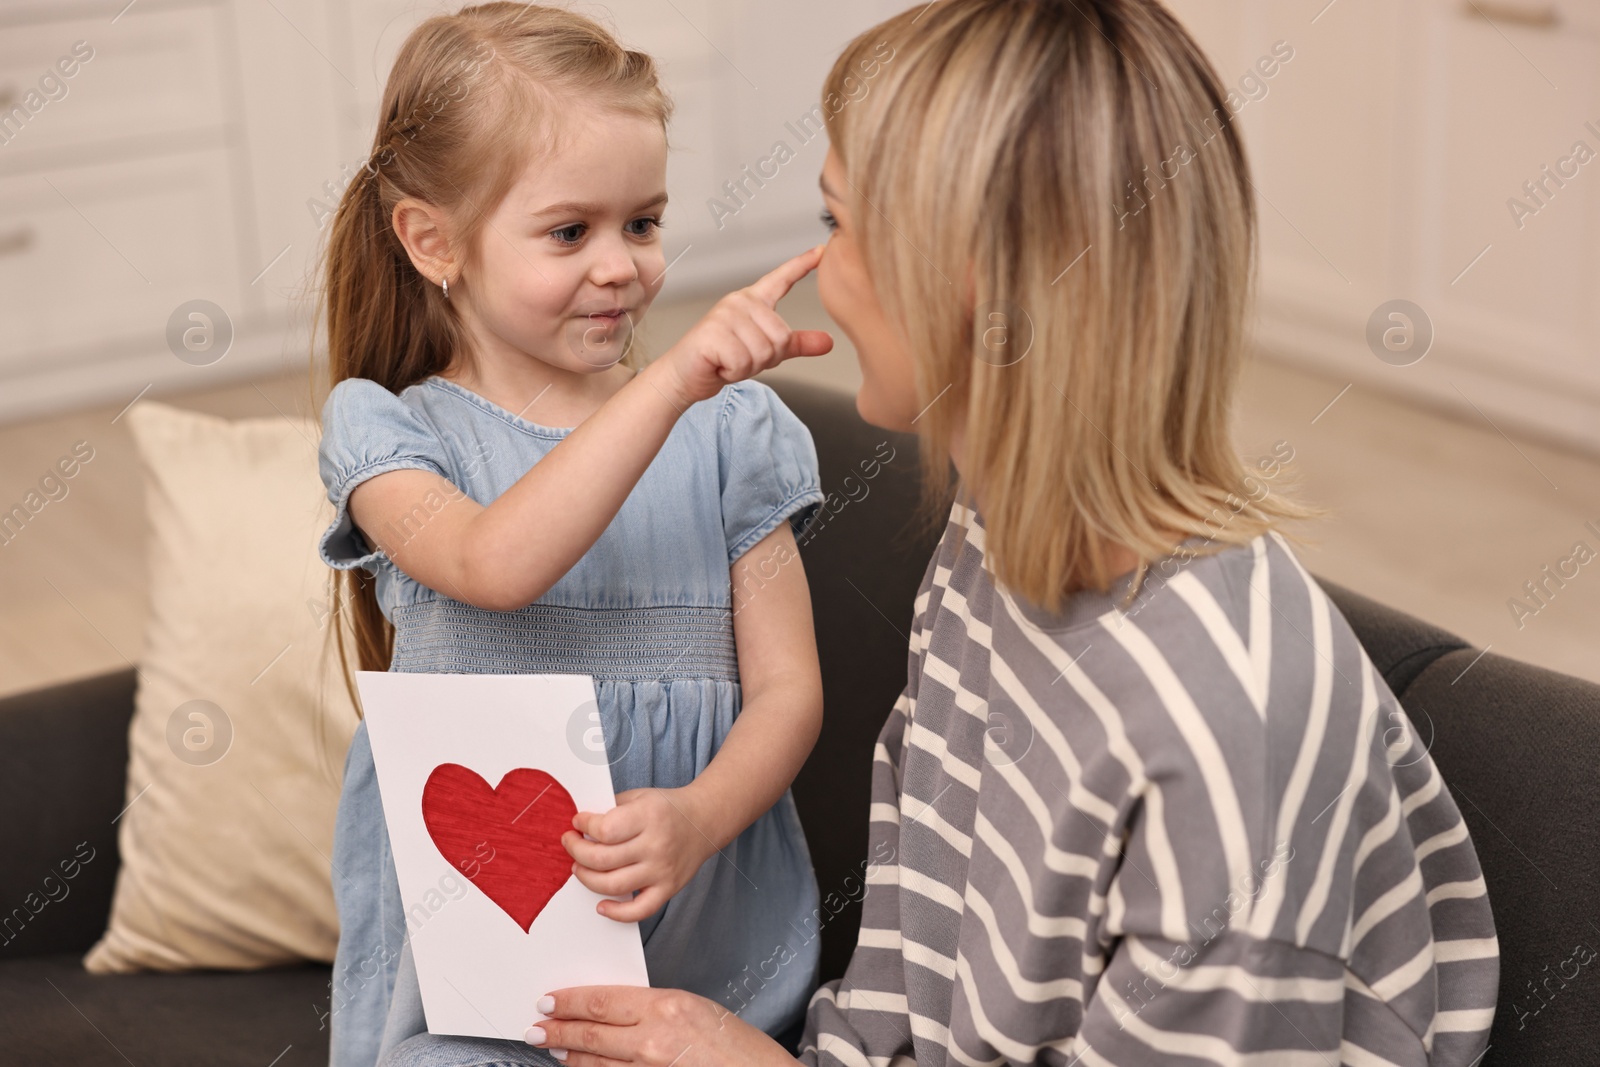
[{"left": 391, "top": 197, "right": 457, "bottom": 287}]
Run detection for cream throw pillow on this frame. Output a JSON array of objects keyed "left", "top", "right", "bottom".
[{"left": 84, "top": 401, "right": 360, "bottom": 972}]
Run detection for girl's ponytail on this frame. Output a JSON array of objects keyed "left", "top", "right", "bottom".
[
  {"left": 323, "top": 140, "right": 463, "bottom": 394},
  {"left": 310, "top": 2, "right": 672, "bottom": 706}
]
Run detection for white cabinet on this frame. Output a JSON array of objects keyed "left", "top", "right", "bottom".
[
  {"left": 0, "top": 148, "right": 242, "bottom": 370},
  {"left": 0, "top": 0, "right": 262, "bottom": 422},
  {"left": 0, "top": 6, "right": 228, "bottom": 168},
  {"left": 1169, "top": 0, "right": 1600, "bottom": 453},
  {"left": 2, "top": 0, "right": 1592, "bottom": 450},
  {"left": 1404, "top": 0, "right": 1600, "bottom": 397},
  {"left": 0, "top": 0, "right": 898, "bottom": 423}
]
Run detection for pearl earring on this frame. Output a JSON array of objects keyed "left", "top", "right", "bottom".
[{"left": 441, "top": 275, "right": 449, "bottom": 300}]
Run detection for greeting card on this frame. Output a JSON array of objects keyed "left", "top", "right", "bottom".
[{"left": 356, "top": 671, "right": 650, "bottom": 1039}]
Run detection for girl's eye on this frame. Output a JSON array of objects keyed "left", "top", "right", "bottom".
[
  {"left": 819, "top": 209, "right": 838, "bottom": 233},
  {"left": 551, "top": 223, "right": 586, "bottom": 246},
  {"left": 626, "top": 216, "right": 662, "bottom": 237}
]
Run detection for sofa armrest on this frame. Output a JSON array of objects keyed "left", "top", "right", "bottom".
[{"left": 0, "top": 668, "right": 135, "bottom": 959}]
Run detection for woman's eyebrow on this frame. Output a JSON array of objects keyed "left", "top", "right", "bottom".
[
  {"left": 818, "top": 174, "right": 838, "bottom": 199},
  {"left": 530, "top": 192, "right": 669, "bottom": 218}
]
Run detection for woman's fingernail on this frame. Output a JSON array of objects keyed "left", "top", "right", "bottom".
[
  {"left": 551, "top": 1051, "right": 569, "bottom": 1062},
  {"left": 524, "top": 1024, "right": 546, "bottom": 1045},
  {"left": 536, "top": 994, "right": 556, "bottom": 1014}
]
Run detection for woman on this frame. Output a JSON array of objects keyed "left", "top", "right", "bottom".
[{"left": 529, "top": 1, "right": 1499, "bottom": 1063}]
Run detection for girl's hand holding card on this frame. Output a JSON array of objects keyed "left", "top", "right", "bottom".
[{"left": 564, "top": 786, "right": 718, "bottom": 922}]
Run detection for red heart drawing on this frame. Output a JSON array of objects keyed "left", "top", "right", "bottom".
[{"left": 420, "top": 764, "right": 577, "bottom": 933}]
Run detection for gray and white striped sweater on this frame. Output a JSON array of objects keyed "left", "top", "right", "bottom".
[{"left": 799, "top": 502, "right": 1497, "bottom": 1066}]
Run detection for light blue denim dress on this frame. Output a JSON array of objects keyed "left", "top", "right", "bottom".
[{"left": 316, "top": 374, "right": 825, "bottom": 1067}]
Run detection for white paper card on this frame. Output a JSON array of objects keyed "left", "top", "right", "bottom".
[{"left": 357, "top": 670, "right": 650, "bottom": 1039}]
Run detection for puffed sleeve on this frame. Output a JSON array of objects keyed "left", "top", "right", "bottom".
[
  {"left": 717, "top": 380, "right": 824, "bottom": 565},
  {"left": 316, "top": 377, "right": 451, "bottom": 571}
]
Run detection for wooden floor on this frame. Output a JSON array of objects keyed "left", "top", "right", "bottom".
[{"left": 2, "top": 274, "right": 1596, "bottom": 699}]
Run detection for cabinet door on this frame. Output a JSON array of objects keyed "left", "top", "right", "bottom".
[
  {"left": 0, "top": 148, "right": 243, "bottom": 419},
  {"left": 1166, "top": 0, "right": 1406, "bottom": 326},
  {"left": 1170, "top": 0, "right": 1600, "bottom": 451},
  {"left": 231, "top": 0, "right": 346, "bottom": 322},
  {"left": 1405, "top": 0, "right": 1600, "bottom": 398},
  {"left": 0, "top": 6, "right": 228, "bottom": 175},
  {"left": 1252, "top": 0, "right": 1408, "bottom": 310}
]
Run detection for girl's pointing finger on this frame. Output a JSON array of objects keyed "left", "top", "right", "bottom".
[{"left": 746, "top": 244, "right": 825, "bottom": 309}]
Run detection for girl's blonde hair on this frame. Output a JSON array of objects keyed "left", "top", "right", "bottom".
[
  {"left": 313, "top": 2, "right": 672, "bottom": 702},
  {"left": 823, "top": 0, "right": 1316, "bottom": 614}
]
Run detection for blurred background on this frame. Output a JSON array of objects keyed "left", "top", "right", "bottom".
[{"left": 1, "top": 0, "right": 1596, "bottom": 696}]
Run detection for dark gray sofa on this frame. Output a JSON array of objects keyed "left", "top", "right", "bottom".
[{"left": 1, "top": 379, "right": 1595, "bottom": 1065}]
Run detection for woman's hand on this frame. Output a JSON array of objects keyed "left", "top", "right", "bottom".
[
  {"left": 648, "top": 244, "right": 834, "bottom": 410},
  {"left": 527, "top": 986, "right": 799, "bottom": 1067},
  {"left": 564, "top": 786, "right": 720, "bottom": 922}
]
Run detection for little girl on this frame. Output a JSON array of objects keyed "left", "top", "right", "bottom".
[{"left": 312, "top": 5, "right": 834, "bottom": 1066}]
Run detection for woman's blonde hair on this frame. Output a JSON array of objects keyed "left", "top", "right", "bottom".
[
  {"left": 823, "top": 0, "right": 1315, "bottom": 613},
  {"left": 312, "top": 2, "right": 672, "bottom": 703}
]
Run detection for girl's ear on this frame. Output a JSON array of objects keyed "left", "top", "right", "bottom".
[{"left": 392, "top": 196, "right": 458, "bottom": 286}]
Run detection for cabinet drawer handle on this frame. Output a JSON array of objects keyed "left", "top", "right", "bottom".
[
  {"left": 1462, "top": 1, "right": 1561, "bottom": 29},
  {"left": 0, "top": 225, "right": 35, "bottom": 257}
]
